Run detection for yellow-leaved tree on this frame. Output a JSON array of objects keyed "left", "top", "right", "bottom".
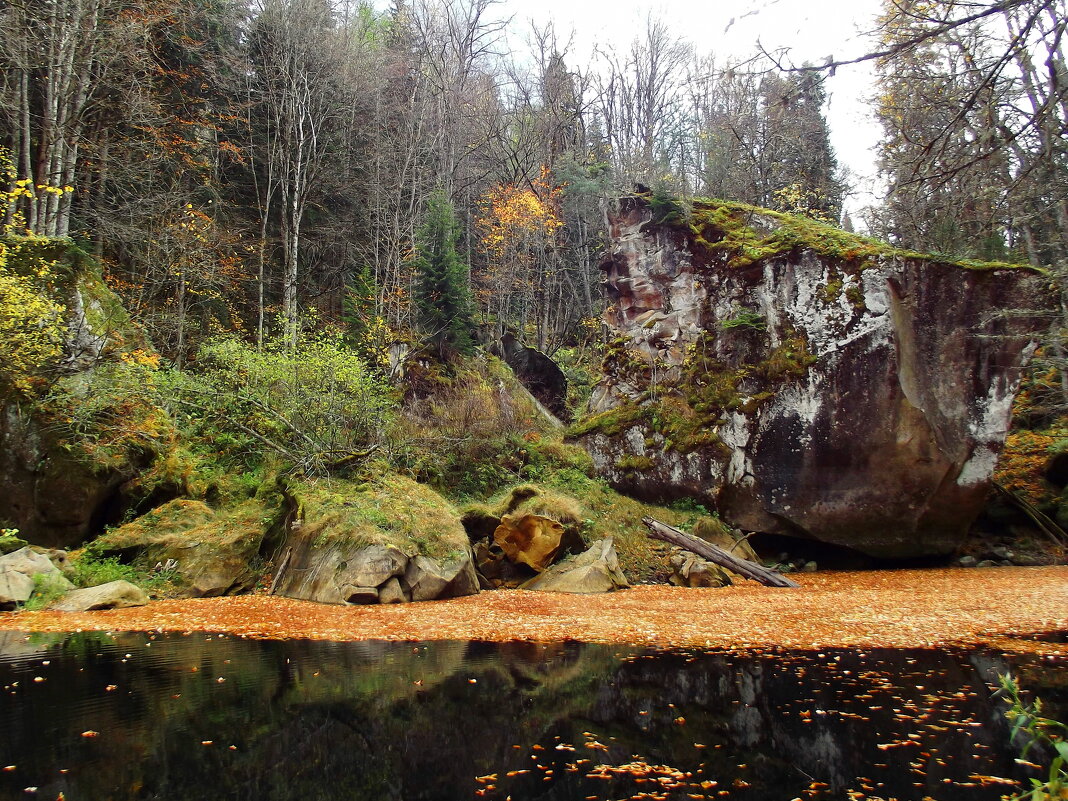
[
  {"left": 476, "top": 167, "right": 563, "bottom": 349},
  {"left": 0, "top": 148, "right": 67, "bottom": 398}
]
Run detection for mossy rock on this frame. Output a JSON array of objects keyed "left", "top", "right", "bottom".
[
  {"left": 93, "top": 498, "right": 271, "bottom": 597},
  {"left": 290, "top": 473, "right": 468, "bottom": 560}
]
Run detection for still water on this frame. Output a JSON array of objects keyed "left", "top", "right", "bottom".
[{"left": 0, "top": 631, "right": 1064, "bottom": 801}]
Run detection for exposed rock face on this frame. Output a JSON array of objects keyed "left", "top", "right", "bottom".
[
  {"left": 0, "top": 242, "right": 150, "bottom": 548},
  {"left": 578, "top": 196, "right": 1049, "bottom": 558},
  {"left": 92, "top": 499, "right": 267, "bottom": 598},
  {"left": 269, "top": 475, "right": 480, "bottom": 605}
]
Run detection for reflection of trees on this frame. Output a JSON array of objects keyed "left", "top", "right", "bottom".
[{"left": 1, "top": 635, "right": 1064, "bottom": 801}]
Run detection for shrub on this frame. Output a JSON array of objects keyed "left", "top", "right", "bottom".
[{"left": 163, "top": 331, "right": 396, "bottom": 476}]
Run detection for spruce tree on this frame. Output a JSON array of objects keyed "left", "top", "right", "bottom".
[{"left": 413, "top": 189, "right": 474, "bottom": 357}]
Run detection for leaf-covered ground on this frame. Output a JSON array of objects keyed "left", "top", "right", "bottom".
[{"left": 2, "top": 567, "right": 1065, "bottom": 652}]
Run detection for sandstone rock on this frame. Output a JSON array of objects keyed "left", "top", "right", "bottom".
[
  {"left": 342, "top": 586, "right": 380, "bottom": 605},
  {"left": 378, "top": 577, "right": 409, "bottom": 604},
  {"left": 522, "top": 538, "right": 630, "bottom": 594},
  {"left": 0, "top": 246, "right": 153, "bottom": 548},
  {"left": 50, "top": 580, "right": 148, "bottom": 612},
  {"left": 957, "top": 555, "right": 978, "bottom": 567},
  {"left": 271, "top": 475, "right": 479, "bottom": 605},
  {"left": 404, "top": 553, "right": 480, "bottom": 602},
  {"left": 579, "top": 195, "right": 1049, "bottom": 559},
  {"left": 493, "top": 514, "right": 567, "bottom": 572},
  {"left": 0, "top": 568, "right": 34, "bottom": 608},
  {"left": 488, "top": 331, "right": 570, "bottom": 422},
  {"left": 668, "top": 552, "right": 731, "bottom": 588},
  {"left": 977, "top": 559, "right": 999, "bottom": 568},
  {"left": 0, "top": 532, "right": 29, "bottom": 554},
  {"left": 0, "top": 547, "right": 69, "bottom": 584},
  {"left": 92, "top": 499, "right": 267, "bottom": 598}
]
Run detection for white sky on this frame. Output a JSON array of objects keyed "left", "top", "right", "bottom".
[{"left": 496, "top": 0, "right": 886, "bottom": 216}]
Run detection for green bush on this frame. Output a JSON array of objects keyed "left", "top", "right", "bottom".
[
  {"left": 163, "top": 331, "right": 396, "bottom": 476},
  {"left": 22, "top": 573, "right": 70, "bottom": 611}
]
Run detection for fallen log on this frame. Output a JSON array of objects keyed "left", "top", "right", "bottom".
[{"left": 642, "top": 517, "right": 800, "bottom": 588}]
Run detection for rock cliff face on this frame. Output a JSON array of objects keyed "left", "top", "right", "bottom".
[
  {"left": 0, "top": 240, "right": 148, "bottom": 548},
  {"left": 576, "top": 196, "right": 1050, "bottom": 558}
]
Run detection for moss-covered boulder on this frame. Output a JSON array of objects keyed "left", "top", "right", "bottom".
[
  {"left": 575, "top": 194, "right": 1050, "bottom": 559},
  {"left": 92, "top": 498, "right": 270, "bottom": 597},
  {"left": 270, "top": 473, "right": 478, "bottom": 604}
]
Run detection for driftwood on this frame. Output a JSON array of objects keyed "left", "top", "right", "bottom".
[{"left": 642, "top": 517, "right": 800, "bottom": 588}]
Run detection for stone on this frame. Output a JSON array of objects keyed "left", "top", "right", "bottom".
[
  {"left": 403, "top": 553, "right": 480, "bottom": 602},
  {"left": 377, "top": 577, "right": 409, "bottom": 604},
  {"left": 342, "top": 586, "right": 379, "bottom": 605},
  {"left": 976, "top": 560, "right": 999, "bottom": 568},
  {"left": 493, "top": 514, "right": 567, "bottom": 572},
  {"left": 0, "top": 547, "right": 69, "bottom": 583},
  {"left": 0, "top": 533, "right": 29, "bottom": 554},
  {"left": 957, "top": 555, "right": 978, "bottom": 567},
  {"left": 668, "top": 551, "right": 731, "bottom": 588},
  {"left": 50, "top": 580, "right": 148, "bottom": 612},
  {"left": 0, "top": 568, "right": 35, "bottom": 608},
  {"left": 579, "top": 194, "right": 1049, "bottom": 559},
  {"left": 487, "top": 331, "right": 570, "bottom": 422},
  {"left": 522, "top": 538, "right": 630, "bottom": 594},
  {"left": 990, "top": 546, "right": 1014, "bottom": 561},
  {"left": 801, "top": 561, "right": 819, "bottom": 573}
]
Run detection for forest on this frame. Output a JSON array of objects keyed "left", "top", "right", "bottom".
[{"left": 0, "top": 0, "right": 1066, "bottom": 573}]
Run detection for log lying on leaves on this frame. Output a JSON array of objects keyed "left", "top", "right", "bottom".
[{"left": 642, "top": 517, "right": 801, "bottom": 588}]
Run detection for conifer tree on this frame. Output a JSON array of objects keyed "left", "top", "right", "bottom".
[{"left": 414, "top": 189, "right": 474, "bottom": 357}]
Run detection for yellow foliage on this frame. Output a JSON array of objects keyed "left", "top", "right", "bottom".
[{"left": 476, "top": 167, "right": 563, "bottom": 259}]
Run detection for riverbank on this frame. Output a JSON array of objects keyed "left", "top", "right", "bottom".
[{"left": 2, "top": 566, "right": 1066, "bottom": 651}]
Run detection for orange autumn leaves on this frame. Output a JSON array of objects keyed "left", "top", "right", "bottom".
[{"left": 2, "top": 567, "right": 1066, "bottom": 652}]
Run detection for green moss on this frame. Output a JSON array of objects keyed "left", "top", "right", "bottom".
[
  {"left": 614, "top": 454, "right": 655, "bottom": 472},
  {"left": 292, "top": 472, "right": 467, "bottom": 559},
  {"left": 845, "top": 284, "right": 865, "bottom": 310},
  {"left": 818, "top": 277, "right": 844, "bottom": 305},
  {"left": 566, "top": 403, "right": 648, "bottom": 438},
  {"left": 687, "top": 198, "right": 1039, "bottom": 273}
]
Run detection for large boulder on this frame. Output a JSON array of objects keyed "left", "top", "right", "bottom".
[
  {"left": 576, "top": 195, "right": 1050, "bottom": 559},
  {"left": 493, "top": 513, "right": 568, "bottom": 572},
  {"left": 521, "top": 538, "right": 630, "bottom": 594},
  {"left": 270, "top": 475, "right": 480, "bottom": 605},
  {"left": 50, "top": 580, "right": 148, "bottom": 612}
]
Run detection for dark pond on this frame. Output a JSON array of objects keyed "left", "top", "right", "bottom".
[{"left": 0, "top": 631, "right": 1064, "bottom": 801}]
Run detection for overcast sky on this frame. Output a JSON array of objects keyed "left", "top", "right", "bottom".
[{"left": 496, "top": 0, "right": 885, "bottom": 215}]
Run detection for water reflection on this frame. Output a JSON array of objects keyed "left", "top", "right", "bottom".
[{"left": 0, "top": 631, "right": 1063, "bottom": 800}]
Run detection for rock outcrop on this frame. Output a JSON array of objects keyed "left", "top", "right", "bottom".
[
  {"left": 92, "top": 499, "right": 270, "bottom": 597},
  {"left": 0, "top": 239, "right": 154, "bottom": 548},
  {"left": 269, "top": 474, "right": 480, "bottom": 604},
  {"left": 576, "top": 195, "right": 1050, "bottom": 558}
]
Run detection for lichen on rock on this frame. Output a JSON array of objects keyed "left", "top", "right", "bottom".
[{"left": 573, "top": 194, "right": 1051, "bottom": 558}]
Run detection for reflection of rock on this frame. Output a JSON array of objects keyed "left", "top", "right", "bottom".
[
  {"left": 50, "top": 579, "right": 148, "bottom": 611},
  {"left": 522, "top": 538, "right": 630, "bottom": 593}
]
